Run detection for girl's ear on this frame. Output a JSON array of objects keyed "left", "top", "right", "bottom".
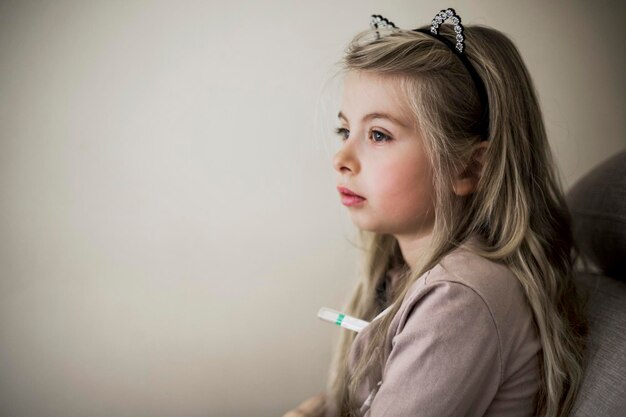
[{"left": 452, "top": 141, "right": 489, "bottom": 196}]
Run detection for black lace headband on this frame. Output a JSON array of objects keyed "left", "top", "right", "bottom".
[{"left": 370, "top": 8, "right": 490, "bottom": 141}]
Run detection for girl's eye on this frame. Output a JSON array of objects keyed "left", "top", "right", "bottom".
[
  {"left": 333, "top": 127, "right": 393, "bottom": 143},
  {"left": 334, "top": 127, "right": 349, "bottom": 141},
  {"left": 370, "top": 130, "right": 392, "bottom": 143}
]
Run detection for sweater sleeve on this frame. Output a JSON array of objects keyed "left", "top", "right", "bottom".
[{"left": 364, "top": 280, "right": 502, "bottom": 417}]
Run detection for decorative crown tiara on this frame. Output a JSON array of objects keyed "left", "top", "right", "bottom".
[{"left": 371, "top": 8, "right": 465, "bottom": 53}]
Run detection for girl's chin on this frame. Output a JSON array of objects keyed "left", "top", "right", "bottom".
[{"left": 348, "top": 218, "right": 387, "bottom": 234}]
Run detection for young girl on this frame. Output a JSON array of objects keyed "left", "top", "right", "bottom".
[{"left": 284, "top": 8, "right": 587, "bottom": 417}]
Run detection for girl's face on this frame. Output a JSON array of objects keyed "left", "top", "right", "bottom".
[{"left": 333, "top": 71, "right": 436, "bottom": 238}]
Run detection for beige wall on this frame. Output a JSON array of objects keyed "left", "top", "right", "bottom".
[{"left": 0, "top": 0, "right": 624, "bottom": 416}]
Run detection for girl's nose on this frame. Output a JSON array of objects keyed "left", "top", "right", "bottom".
[{"left": 333, "top": 141, "right": 360, "bottom": 175}]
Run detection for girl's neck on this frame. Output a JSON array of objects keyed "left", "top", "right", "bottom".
[{"left": 394, "top": 229, "right": 434, "bottom": 270}]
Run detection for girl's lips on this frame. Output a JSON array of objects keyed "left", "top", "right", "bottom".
[
  {"left": 340, "top": 194, "right": 366, "bottom": 206},
  {"left": 337, "top": 186, "right": 366, "bottom": 206}
]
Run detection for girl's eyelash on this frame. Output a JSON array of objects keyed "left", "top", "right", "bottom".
[
  {"left": 334, "top": 127, "right": 349, "bottom": 140},
  {"left": 334, "top": 127, "right": 393, "bottom": 143}
]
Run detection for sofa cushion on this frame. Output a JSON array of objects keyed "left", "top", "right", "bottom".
[
  {"left": 570, "top": 272, "right": 626, "bottom": 416},
  {"left": 566, "top": 150, "right": 626, "bottom": 279},
  {"left": 566, "top": 149, "right": 626, "bottom": 416}
]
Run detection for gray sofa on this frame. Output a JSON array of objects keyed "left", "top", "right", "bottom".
[{"left": 567, "top": 149, "right": 626, "bottom": 416}]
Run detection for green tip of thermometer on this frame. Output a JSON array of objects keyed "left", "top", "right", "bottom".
[
  {"left": 317, "top": 306, "right": 393, "bottom": 333},
  {"left": 317, "top": 307, "right": 371, "bottom": 333}
]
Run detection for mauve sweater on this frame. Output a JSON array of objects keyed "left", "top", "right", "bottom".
[{"left": 342, "top": 245, "right": 541, "bottom": 417}]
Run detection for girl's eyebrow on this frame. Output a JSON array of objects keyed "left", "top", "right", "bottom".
[{"left": 337, "top": 111, "right": 409, "bottom": 129}]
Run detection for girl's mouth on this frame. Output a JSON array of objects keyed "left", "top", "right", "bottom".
[{"left": 337, "top": 186, "right": 366, "bottom": 206}]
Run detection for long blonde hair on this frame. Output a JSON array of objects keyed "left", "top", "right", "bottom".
[{"left": 324, "top": 24, "right": 588, "bottom": 417}]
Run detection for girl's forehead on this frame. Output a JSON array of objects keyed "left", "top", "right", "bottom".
[
  {"left": 344, "top": 70, "right": 402, "bottom": 90},
  {"left": 341, "top": 71, "right": 414, "bottom": 125}
]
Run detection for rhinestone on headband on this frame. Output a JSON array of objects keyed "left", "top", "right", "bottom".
[
  {"left": 370, "top": 14, "right": 397, "bottom": 30},
  {"left": 370, "top": 14, "right": 398, "bottom": 39},
  {"left": 430, "top": 8, "right": 465, "bottom": 53}
]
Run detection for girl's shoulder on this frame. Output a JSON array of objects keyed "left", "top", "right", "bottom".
[
  {"left": 397, "top": 245, "right": 537, "bottom": 358},
  {"left": 424, "top": 246, "right": 524, "bottom": 305}
]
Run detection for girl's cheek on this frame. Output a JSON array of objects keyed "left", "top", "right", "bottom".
[
  {"left": 372, "top": 162, "right": 403, "bottom": 191},
  {"left": 382, "top": 160, "right": 420, "bottom": 190}
]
